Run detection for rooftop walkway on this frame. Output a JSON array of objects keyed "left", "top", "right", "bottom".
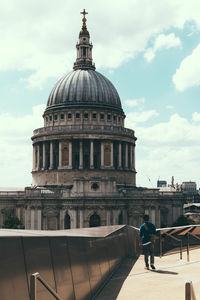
[{"left": 96, "top": 248, "right": 200, "bottom": 300}]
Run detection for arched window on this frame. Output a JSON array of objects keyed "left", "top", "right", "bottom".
[
  {"left": 118, "top": 211, "right": 123, "bottom": 225},
  {"left": 64, "top": 213, "right": 71, "bottom": 229},
  {"left": 89, "top": 213, "right": 101, "bottom": 227}
]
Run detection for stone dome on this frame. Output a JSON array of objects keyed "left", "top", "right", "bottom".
[{"left": 46, "top": 69, "right": 123, "bottom": 113}]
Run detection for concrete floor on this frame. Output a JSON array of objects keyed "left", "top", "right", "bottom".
[{"left": 96, "top": 248, "right": 200, "bottom": 300}]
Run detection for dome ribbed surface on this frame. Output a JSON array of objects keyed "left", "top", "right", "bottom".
[{"left": 46, "top": 69, "right": 122, "bottom": 112}]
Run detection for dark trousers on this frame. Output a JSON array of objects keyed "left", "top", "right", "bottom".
[{"left": 143, "top": 243, "right": 154, "bottom": 267}]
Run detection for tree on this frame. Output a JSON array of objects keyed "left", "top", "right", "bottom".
[
  {"left": 3, "top": 213, "right": 24, "bottom": 229},
  {"left": 172, "top": 215, "right": 196, "bottom": 227}
]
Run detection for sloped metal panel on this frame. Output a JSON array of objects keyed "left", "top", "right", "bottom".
[
  {"left": 23, "top": 237, "right": 56, "bottom": 300},
  {"left": 67, "top": 237, "right": 92, "bottom": 300},
  {"left": 0, "top": 237, "right": 29, "bottom": 300},
  {"left": 49, "top": 237, "right": 75, "bottom": 300}
]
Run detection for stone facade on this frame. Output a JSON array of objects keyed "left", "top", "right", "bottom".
[{"left": 0, "top": 11, "right": 186, "bottom": 230}]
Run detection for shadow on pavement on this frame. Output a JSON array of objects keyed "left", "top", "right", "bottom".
[
  {"left": 150, "top": 269, "right": 178, "bottom": 275},
  {"left": 95, "top": 257, "right": 139, "bottom": 300}
]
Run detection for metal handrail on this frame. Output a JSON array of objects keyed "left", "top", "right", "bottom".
[
  {"left": 160, "top": 232, "right": 182, "bottom": 259},
  {"left": 185, "top": 281, "right": 196, "bottom": 300},
  {"left": 30, "top": 272, "right": 63, "bottom": 300},
  {"left": 187, "top": 233, "right": 200, "bottom": 262}
]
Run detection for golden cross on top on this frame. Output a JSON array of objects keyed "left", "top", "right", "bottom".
[
  {"left": 80, "top": 9, "right": 88, "bottom": 27},
  {"left": 81, "top": 9, "right": 88, "bottom": 18}
]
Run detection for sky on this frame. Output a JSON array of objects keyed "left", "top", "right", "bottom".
[{"left": 0, "top": 0, "right": 200, "bottom": 189}]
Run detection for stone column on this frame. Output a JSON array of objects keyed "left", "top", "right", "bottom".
[
  {"left": 69, "top": 142, "right": 72, "bottom": 168},
  {"left": 113, "top": 210, "right": 120, "bottom": 225},
  {"left": 132, "top": 145, "right": 135, "bottom": 170},
  {"left": 25, "top": 206, "right": 31, "bottom": 229},
  {"left": 31, "top": 208, "right": 35, "bottom": 230},
  {"left": 16, "top": 207, "right": 21, "bottom": 220},
  {"left": 79, "top": 140, "right": 83, "bottom": 169},
  {"left": 151, "top": 207, "right": 156, "bottom": 224},
  {"left": 130, "top": 145, "right": 133, "bottom": 170},
  {"left": 35, "top": 144, "right": 40, "bottom": 171},
  {"left": 125, "top": 143, "right": 128, "bottom": 169},
  {"left": 49, "top": 141, "right": 54, "bottom": 169},
  {"left": 155, "top": 206, "right": 160, "bottom": 228},
  {"left": 37, "top": 208, "right": 42, "bottom": 230},
  {"left": 59, "top": 209, "right": 65, "bottom": 230},
  {"left": 101, "top": 142, "right": 104, "bottom": 168},
  {"left": 42, "top": 143, "right": 46, "bottom": 170},
  {"left": 59, "top": 141, "right": 62, "bottom": 169},
  {"left": 106, "top": 210, "right": 111, "bottom": 225},
  {"left": 118, "top": 143, "right": 122, "bottom": 169},
  {"left": 33, "top": 145, "right": 36, "bottom": 171},
  {"left": 80, "top": 210, "right": 84, "bottom": 228},
  {"left": 111, "top": 142, "right": 114, "bottom": 167},
  {"left": 90, "top": 140, "right": 94, "bottom": 169},
  {"left": 69, "top": 210, "right": 77, "bottom": 229}
]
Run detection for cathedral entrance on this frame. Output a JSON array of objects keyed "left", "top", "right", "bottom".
[
  {"left": 89, "top": 213, "right": 101, "bottom": 227},
  {"left": 64, "top": 213, "right": 71, "bottom": 229}
]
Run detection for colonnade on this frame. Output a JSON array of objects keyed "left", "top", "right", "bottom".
[
  {"left": 24, "top": 206, "right": 128, "bottom": 230},
  {"left": 33, "top": 139, "right": 135, "bottom": 171}
]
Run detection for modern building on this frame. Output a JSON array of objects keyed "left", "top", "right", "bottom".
[
  {"left": 0, "top": 11, "right": 185, "bottom": 230},
  {"left": 181, "top": 181, "right": 197, "bottom": 193},
  {"left": 157, "top": 180, "right": 167, "bottom": 188}
]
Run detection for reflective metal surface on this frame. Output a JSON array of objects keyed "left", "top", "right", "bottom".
[
  {"left": 0, "top": 225, "right": 140, "bottom": 300},
  {"left": 23, "top": 237, "right": 56, "bottom": 300},
  {"left": 50, "top": 237, "right": 75, "bottom": 300},
  {"left": 0, "top": 237, "right": 29, "bottom": 300},
  {"left": 67, "top": 237, "right": 91, "bottom": 300}
]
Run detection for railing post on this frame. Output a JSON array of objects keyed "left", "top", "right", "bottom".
[
  {"left": 180, "top": 240, "right": 182, "bottom": 260},
  {"left": 30, "top": 273, "right": 39, "bottom": 300},
  {"left": 185, "top": 281, "right": 192, "bottom": 300},
  {"left": 187, "top": 233, "right": 190, "bottom": 262},
  {"left": 159, "top": 231, "right": 162, "bottom": 258}
]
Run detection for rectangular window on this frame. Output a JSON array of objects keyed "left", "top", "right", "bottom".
[
  {"left": 100, "top": 114, "right": 104, "bottom": 120},
  {"left": 76, "top": 113, "right": 80, "bottom": 119},
  {"left": 46, "top": 117, "right": 48, "bottom": 122},
  {"left": 54, "top": 115, "right": 58, "bottom": 121},
  {"left": 113, "top": 116, "right": 117, "bottom": 121},
  {"left": 68, "top": 113, "right": 72, "bottom": 119},
  {"left": 118, "top": 117, "right": 121, "bottom": 122},
  {"left": 84, "top": 113, "right": 88, "bottom": 119},
  {"left": 107, "top": 114, "right": 111, "bottom": 121},
  {"left": 49, "top": 116, "right": 52, "bottom": 121},
  {"left": 82, "top": 47, "right": 87, "bottom": 57},
  {"left": 60, "top": 114, "right": 64, "bottom": 120},
  {"left": 92, "top": 113, "right": 97, "bottom": 119}
]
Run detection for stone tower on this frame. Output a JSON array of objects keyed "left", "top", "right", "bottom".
[{"left": 32, "top": 10, "right": 137, "bottom": 193}]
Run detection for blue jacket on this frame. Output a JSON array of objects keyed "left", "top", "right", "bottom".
[{"left": 139, "top": 222, "right": 156, "bottom": 245}]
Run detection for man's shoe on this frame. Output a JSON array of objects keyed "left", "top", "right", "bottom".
[
  {"left": 151, "top": 265, "right": 156, "bottom": 270},
  {"left": 145, "top": 266, "right": 149, "bottom": 270}
]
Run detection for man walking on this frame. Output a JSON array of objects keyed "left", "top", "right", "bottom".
[{"left": 139, "top": 214, "right": 156, "bottom": 270}]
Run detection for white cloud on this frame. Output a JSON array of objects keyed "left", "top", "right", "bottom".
[
  {"left": 0, "top": 104, "right": 45, "bottom": 186},
  {"left": 126, "top": 110, "right": 158, "bottom": 126},
  {"left": 126, "top": 113, "right": 200, "bottom": 187},
  {"left": 125, "top": 97, "right": 145, "bottom": 107},
  {"left": 144, "top": 33, "right": 181, "bottom": 62},
  {"left": 192, "top": 112, "right": 200, "bottom": 122},
  {"left": 173, "top": 43, "right": 200, "bottom": 91},
  {"left": 0, "top": 0, "right": 200, "bottom": 87},
  {"left": 166, "top": 105, "right": 174, "bottom": 109}
]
